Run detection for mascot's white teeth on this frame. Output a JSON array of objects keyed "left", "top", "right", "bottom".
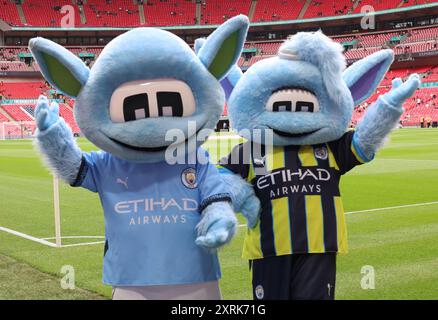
[{"left": 266, "top": 88, "right": 320, "bottom": 113}]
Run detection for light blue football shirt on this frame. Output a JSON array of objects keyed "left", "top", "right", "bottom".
[{"left": 73, "top": 148, "right": 230, "bottom": 286}]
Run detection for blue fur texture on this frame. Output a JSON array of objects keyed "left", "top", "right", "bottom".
[
  {"left": 279, "top": 31, "right": 347, "bottom": 106},
  {"left": 196, "top": 201, "right": 237, "bottom": 250},
  {"left": 34, "top": 117, "right": 82, "bottom": 185},
  {"left": 355, "top": 74, "right": 421, "bottom": 159},
  {"left": 194, "top": 37, "right": 205, "bottom": 54},
  {"left": 30, "top": 15, "right": 249, "bottom": 163},
  {"left": 223, "top": 31, "right": 421, "bottom": 226},
  {"left": 227, "top": 31, "right": 356, "bottom": 146},
  {"left": 227, "top": 31, "right": 419, "bottom": 150},
  {"left": 220, "top": 170, "right": 260, "bottom": 228}
]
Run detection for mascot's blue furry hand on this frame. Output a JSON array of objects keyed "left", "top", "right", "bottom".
[
  {"left": 240, "top": 189, "right": 261, "bottom": 229},
  {"left": 383, "top": 74, "right": 421, "bottom": 107},
  {"left": 220, "top": 172, "right": 261, "bottom": 228},
  {"left": 195, "top": 201, "right": 237, "bottom": 250},
  {"left": 35, "top": 95, "right": 59, "bottom": 131}
]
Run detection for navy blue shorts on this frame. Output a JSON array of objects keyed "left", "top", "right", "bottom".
[{"left": 250, "top": 253, "right": 336, "bottom": 300}]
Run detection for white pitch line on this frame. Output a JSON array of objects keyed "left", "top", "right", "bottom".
[
  {"left": 237, "top": 201, "right": 438, "bottom": 227},
  {"left": 42, "top": 235, "right": 105, "bottom": 240},
  {"left": 60, "top": 241, "right": 105, "bottom": 248},
  {"left": 0, "top": 226, "right": 58, "bottom": 247},
  {"left": 344, "top": 201, "right": 438, "bottom": 215}
]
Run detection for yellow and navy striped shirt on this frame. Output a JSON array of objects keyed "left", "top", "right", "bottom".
[{"left": 219, "top": 131, "right": 370, "bottom": 260}]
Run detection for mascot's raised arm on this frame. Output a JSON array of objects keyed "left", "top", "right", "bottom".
[
  {"left": 30, "top": 15, "right": 249, "bottom": 300},
  {"left": 219, "top": 31, "right": 420, "bottom": 300}
]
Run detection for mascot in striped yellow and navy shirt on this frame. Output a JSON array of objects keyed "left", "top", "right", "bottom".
[{"left": 215, "top": 31, "right": 421, "bottom": 300}]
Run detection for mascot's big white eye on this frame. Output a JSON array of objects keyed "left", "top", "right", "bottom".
[
  {"left": 265, "top": 88, "right": 320, "bottom": 113},
  {"left": 110, "top": 79, "right": 196, "bottom": 123}
]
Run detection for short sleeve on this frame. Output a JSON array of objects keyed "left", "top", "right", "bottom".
[
  {"left": 328, "top": 130, "right": 373, "bottom": 175},
  {"left": 217, "top": 142, "right": 251, "bottom": 180},
  {"left": 70, "top": 151, "right": 107, "bottom": 193},
  {"left": 196, "top": 149, "right": 232, "bottom": 212}
]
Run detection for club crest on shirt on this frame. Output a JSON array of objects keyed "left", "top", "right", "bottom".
[
  {"left": 181, "top": 167, "right": 197, "bottom": 189},
  {"left": 255, "top": 285, "right": 264, "bottom": 300},
  {"left": 314, "top": 146, "right": 328, "bottom": 160}
]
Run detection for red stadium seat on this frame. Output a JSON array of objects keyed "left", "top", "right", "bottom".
[
  {"left": 1, "top": 104, "right": 34, "bottom": 121},
  {"left": 22, "top": 0, "right": 81, "bottom": 27},
  {"left": 200, "top": 0, "right": 251, "bottom": 25},
  {"left": 252, "top": 0, "right": 305, "bottom": 22},
  {"left": 0, "top": 82, "right": 48, "bottom": 100},
  {"left": 145, "top": 0, "right": 197, "bottom": 26},
  {"left": 304, "top": 0, "right": 355, "bottom": 19},
  {"left": 0, "top": 1, "right": 22, "bottom": 26},
  {"left": 4, "top": 0, "right": 430, "bottom": 27},
  {"left": 0, "top": 112, "right": 10, "bottom": 122},
  {"left": 82, "top": 0, "right": 140, "bottom": 27}
]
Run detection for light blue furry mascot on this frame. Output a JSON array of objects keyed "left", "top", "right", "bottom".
[
  {"left": 29, "top": 15, "right": 249, "bottom": 300},
  {"left": 218, "top": 31, "right": 420, "bottom": 300}
]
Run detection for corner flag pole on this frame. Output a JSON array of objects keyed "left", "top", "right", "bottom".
[{"left": 53, "top": 175, "right": 62, "bottom": 247}]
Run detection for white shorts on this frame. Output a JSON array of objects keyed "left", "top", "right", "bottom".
[{"left": 112, "top": 280, "right": 221, "bottom": 300}]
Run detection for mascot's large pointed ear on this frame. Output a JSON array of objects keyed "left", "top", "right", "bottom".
[
  {"left": 195, "top": 36, "right": 243, "bottom": 101},
  {"left": 197, "top": 14, "right": 248, "bottom": 81},
  {"left": 343, "top": 49, "right": 394, "bottom": 106},
  {"left": 29, "top": 37, "right": 90, "bottom": 98}
]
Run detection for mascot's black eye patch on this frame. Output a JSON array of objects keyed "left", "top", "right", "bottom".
[
  {"left": 296, "top": 101, "right": 314, "bottom": 112},
  {"left": 273, "top": 101, "right": 293, "bottom": 112},
  {"left": 123, "top": 93, "right": 149, "bottom": 122},
  {"left": 157, "top": 92, "right": 183, "bottom": 117}
]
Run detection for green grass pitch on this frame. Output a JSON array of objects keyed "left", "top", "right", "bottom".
[{"left": 0, "top": 128, "right": 437, "bottom": 299}]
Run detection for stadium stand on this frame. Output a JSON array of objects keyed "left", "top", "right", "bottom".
[
  {"left": 252, "top": 0, "right": 306, "bottom": 22},
  {"left": 0, "top": 82, "right": 48, "bottom": 100},
  {"left": 406, "top": 26, "right": 438, "bottom": 43},
  {"left": 0, "top": 61, "right": 34, "bottom": 72},
  {"left": 0, "top": 112, "right": 10, "bottom": 122},
  {"left": 0, "top": 102, "right": 79, "bottom": 133},
  {"left": 200, "top": 0, "right": 251, "bottom": 25},
  {"left": 353, "top": 0, "right": 408, "bottom": 13},
  {"left": 0, "top": 0, "right": 22, "bottom": 26},
  {"left": 59, "top": 104, "right": 80, "bottom": 132},
  {"left": 0, "top": 0, "right": 434, "bottom": 28},
  {"left": 145, "top": 0, "right": 197, "bottom": 26},
  {"left": 304, "top": 0, "right": 356, "bottom": 19},
  {"left": 21, "top": 0, "right": 81, "bottom": 27},
  {"left": 236, "top": 24, "right": 438, "bottom": 63},
  {"left": 0, "top": 1, "right": 437, "bottom": 131},
  {"left": 1, "top": 104, "right": 34, "bottom": 121},
  {"left": 82, "top": 0, "right": 140, "bottom": 27}
]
